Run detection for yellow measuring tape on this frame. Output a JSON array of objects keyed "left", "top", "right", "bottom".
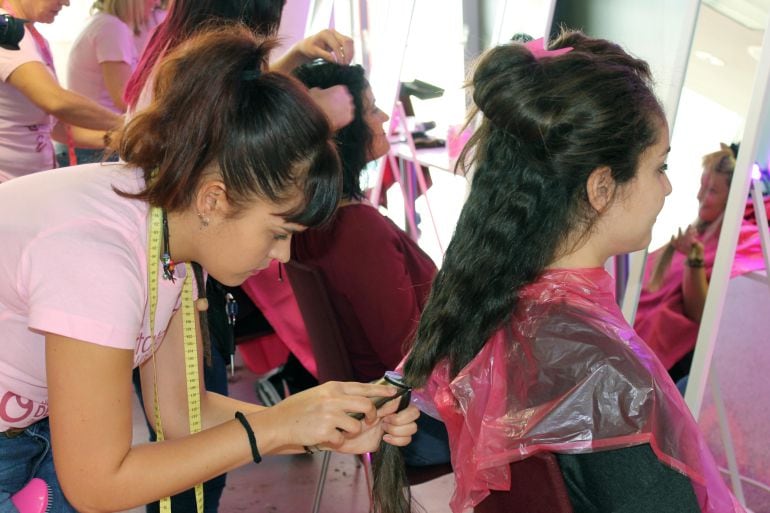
[{"left": 148, "top": 206, "right": 204, "bottom": 513}]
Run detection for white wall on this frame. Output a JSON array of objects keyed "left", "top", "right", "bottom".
[{"left": 552, "top": 0, "right": 699, "bottom": 127}]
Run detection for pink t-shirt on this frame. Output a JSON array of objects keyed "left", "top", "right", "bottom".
[
  {"left": 67, "top": 12, "right": 138, "bottom": 113},
  {"left": 0, "top": 162, "right": 187, "bottom": 430},
  {"left": 0, "top": 13, "right": 56, "bottom": 181}
]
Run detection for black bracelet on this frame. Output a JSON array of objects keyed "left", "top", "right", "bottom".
[
  {"left": 234, "top": 411, "right": 261, "bottom": 464},
  {"left": 686, "top": 257, "right": 705, "bottom": 268}
]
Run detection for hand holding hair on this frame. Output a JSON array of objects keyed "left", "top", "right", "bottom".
[
  {"left": 379, "top": 403, "right": 420, "bottom": 447},
  {"left": 302, "top": 28, "right": 354, "bottom": 65},
  {"left": 291, "top": 29, "right": 355, "bottom": 66},
  {"left": 263, "top": 380, "right": 401, "bottom": 450}
]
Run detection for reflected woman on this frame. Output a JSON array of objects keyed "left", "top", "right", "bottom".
[{"left": 635, "top": 143, "right": 765, "bottom": 386}]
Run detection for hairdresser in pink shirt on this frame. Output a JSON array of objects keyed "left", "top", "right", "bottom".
[
  {"left": 0, "top": 0, "right": 122, "bottom": 182},
  {"left": 0, "top": 24, "right": 418, "bottom": 513}
]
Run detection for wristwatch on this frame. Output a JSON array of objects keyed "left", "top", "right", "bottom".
[{"left": 685, "top": 257, "right": 705, "bottom": 268}]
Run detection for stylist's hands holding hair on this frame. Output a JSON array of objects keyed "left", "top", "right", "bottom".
[
  {"left": 272, "top": 29, "right": 355, "bottom": 72},
  {"left": 262, "top": 381, "right": 418, "bottom": 454},
  {"left": 297, "top": 29, "right": 355, "bottom": 65},
  {"left": 330, "top": 395, "right": 420, "bottom": 454},
  {"left": 271, "top": 29, "right": 356, "bottom": 129}
]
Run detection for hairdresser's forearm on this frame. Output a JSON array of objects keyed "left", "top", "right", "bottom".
[
  {"left": 200, "top": 391, "right": 309, "bottom": 454},
  {"left": 682, "top": 266, "right": 708, "bottom": 322},
  {"left": 270, "top": 50, "right": 305, "bottom": 74},
  {"left": 48, "top": 90, "right": 123, "bottom": 131},
  {"left": 8, "top": 61, "right": 123, "bottom": 131},
  {"left": 201, "top": 389, "right": 263, "bottom": 425},
  {"left": 72, "top": 409, "right": 292, "bottom": 513},
  {"left": 52, "top": 122, "right": 107, "bottom": 149}
]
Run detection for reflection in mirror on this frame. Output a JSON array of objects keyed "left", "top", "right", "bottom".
[
  {"left": 489, "top": 0, "right": 556, "bottom": 45},
  {"left": 358, "top": 0, "right": 471, "bottom": 265},
  {"left": 652, "top": 3, "right": 766, "bottom": 249},
  {"left": 632, "top": 2, "right": 768, "bottom": 391}
]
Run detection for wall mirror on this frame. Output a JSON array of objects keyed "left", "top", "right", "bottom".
[{"left": 631, "top": 0, "right": 767, "bottom": 381}]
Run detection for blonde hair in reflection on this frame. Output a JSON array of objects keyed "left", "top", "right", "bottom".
[
  {"left": 91, "top": 0, "right": 149, "bottom": 35},
  {"left": 647, "top": 143, "right": 736, "bottom": 291}
]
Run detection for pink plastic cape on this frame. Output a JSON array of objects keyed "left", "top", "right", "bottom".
[
  {"left": 635, "top": 221, "right": 765, "bottom": 369},
  {"left": 409, "top": 268, "right": 743, "bottom": 513}
]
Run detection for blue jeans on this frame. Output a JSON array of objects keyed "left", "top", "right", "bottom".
[
  {"left": 676, "top": 375, "right": 689, "bottom": 396},
  {"left": 54, "top": 144, "right": 118, "bottom": 167},
  {"left": 0, "top": 418, "right": 77, "bottom": 513}
]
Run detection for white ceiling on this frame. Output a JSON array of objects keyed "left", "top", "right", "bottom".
[
  {"left": 686, "top": 2, "right": 766, "bottom": 117},
  {"left": 704, "top": 0, "right": 770, "bottom": 29}
]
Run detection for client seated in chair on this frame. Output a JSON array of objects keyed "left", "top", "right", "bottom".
[
  {"left": 289, "top": 62, "right": 435, "bottom": 383},
  {"left": 372, "top": 32, "right": 744, "bottom": 513},
  {"left": 239, "top": 61, "right": 450, "bottom": 467}
]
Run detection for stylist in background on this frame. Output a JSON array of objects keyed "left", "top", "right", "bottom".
[
  {"left": 56, "top": 0, "right": 154, "bottom": 165},
  {"left": 124, "top": 0, "right": 356, "bottom": 129},
  {"left": 0, "top": 0, "right": 123, "bottom": 182}
]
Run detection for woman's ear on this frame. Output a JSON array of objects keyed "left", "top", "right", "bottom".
[
  {"left": 586, "top": 166, "right": 616, "bottom": 213},
  {"left": 195, "top": 179, "right": 229, "bottom": 219}
]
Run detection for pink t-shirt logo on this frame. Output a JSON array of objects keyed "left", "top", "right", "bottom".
[
  {"left": 135, "top": 327, "right": 168, "bottom": 366},
  {"left": 0, "top": 391, "right": 48, "bottom": 425}
]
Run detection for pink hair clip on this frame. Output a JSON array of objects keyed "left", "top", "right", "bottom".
[{"left": 524, "top": 37, "right": 573, "bottom": 59}]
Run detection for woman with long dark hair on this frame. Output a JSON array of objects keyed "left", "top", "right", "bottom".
[{"left": 372, "top": 32, "right": 743, "bottom": 513}]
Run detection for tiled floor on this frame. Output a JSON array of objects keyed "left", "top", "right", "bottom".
[{"left": 121, "top": 357, "right": 454, "bottom": 513}]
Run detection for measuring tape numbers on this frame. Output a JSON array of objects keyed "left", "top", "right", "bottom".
[{"left": 148, "top": 206, "right": 204, "bottom": 513}]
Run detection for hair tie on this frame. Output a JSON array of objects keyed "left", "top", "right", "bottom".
[
  {"left": 242, "top": 68, "right": 261, "bottom": 81},
  {"left": 523, "top": 37, "right": 573, "bottom": 59},
  {"left": 234, "top": 411, "right": 262, "bottom": 464}
]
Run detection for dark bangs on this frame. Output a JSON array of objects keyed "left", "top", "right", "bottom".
[{"left": 218, "top": 72, "right": 342, "bottom": 226}]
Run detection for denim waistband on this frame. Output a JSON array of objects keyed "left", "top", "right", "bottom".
[{"left": 0, "top": 426, "right": 27, "bottom": 438}]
